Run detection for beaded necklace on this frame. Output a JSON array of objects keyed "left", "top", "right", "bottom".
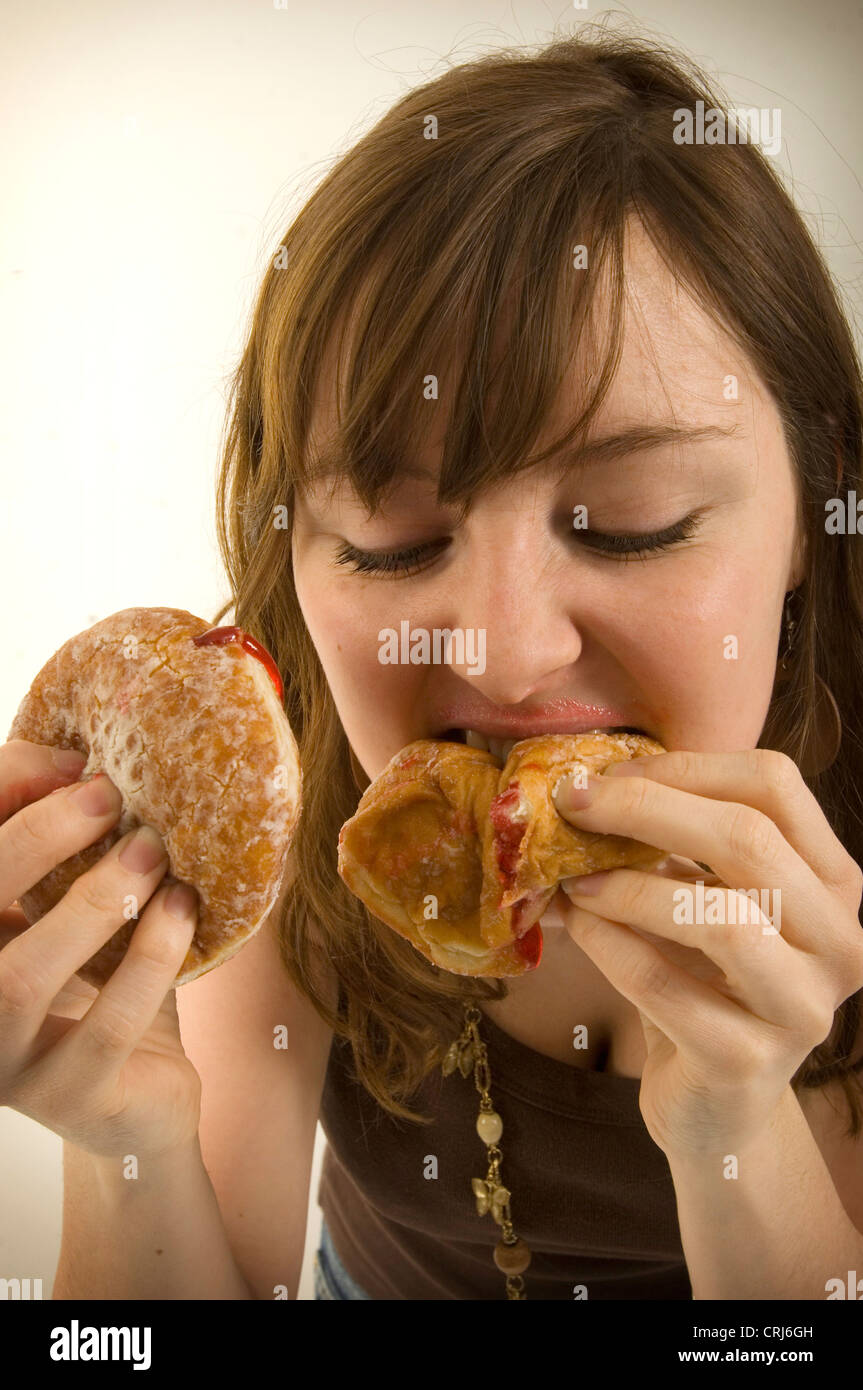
[{"left": 442, "top": 1002, "right": 531, "bottom": 1299}]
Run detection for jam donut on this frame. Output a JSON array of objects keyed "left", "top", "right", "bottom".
[
  {"left": 338, "top": 732, "right": 666, "bottom": 977},
  {"left": 489, "top": 732, "right": 666, "bottom": 914},
  {"left": 7, "top": 607, "right": 301, "bottom": 988},
  {"left": 338, "top": 740, "right": 512, "bottom": 974}
]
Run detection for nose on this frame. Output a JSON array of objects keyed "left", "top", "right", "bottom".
[{"left": 443, "top": 532, "right": 583, "bottom": 705}]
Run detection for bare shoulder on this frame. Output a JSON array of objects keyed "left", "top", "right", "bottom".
[{"left": 178, "top": 864, "right": 337, "bottom": 1064}]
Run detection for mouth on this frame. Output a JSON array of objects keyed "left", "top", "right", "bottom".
[{"left": 434, "top": 726, "right": 648, "bottom": 764}]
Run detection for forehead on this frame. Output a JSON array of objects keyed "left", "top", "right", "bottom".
[
  {"left": 305, "top": 215, "right": 784, "bottom": 494},
  {"left": 605, "top": 220, "right": 766, "bottom": 413}
]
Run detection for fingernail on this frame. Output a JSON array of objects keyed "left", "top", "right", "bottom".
[
  {"left": 565, "top": 870, "right": 610, "bottom": 896},
  {"left": 51, "top": 747, "right": 87, "bottom": 776},
  {"left": 73, "top": 772, "right": 121, "bottom": 816},
  {"left": 552, "top": 767, "right": 593, "bottom": 810},
  {"left": 119, "top": 825, "right": 168, "bottom": 874},
  {"left": 164, "top": 883, "right": 198, "bottom": 921},
  {"left": 604, "top": 758, "right": 647, "bottom": 776}
]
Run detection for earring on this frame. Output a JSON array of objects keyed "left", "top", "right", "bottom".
[{"left": 776, "top": 590, "right": 798, "bottom": 678}]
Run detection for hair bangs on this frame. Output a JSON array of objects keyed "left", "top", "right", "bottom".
[{"left": 287, "top": 179, "right": 631, "bottom": 523}]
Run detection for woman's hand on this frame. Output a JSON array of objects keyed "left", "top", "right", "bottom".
[
  {"left": 552, "top": 748, "right": 863, "bottom": 1159},
  {"left": 0, "top": 739, "right": 203, "bottom": 1160}
]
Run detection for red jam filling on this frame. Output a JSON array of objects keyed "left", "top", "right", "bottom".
[
  {"left": 489, "top": 783, "right": 527, "bottom": 887},
  {"left": 192, "top": 626, "right": 283, "bottom": 701},
  {"left": 513, "top": 923, "right": 542, "bottom": 969}
]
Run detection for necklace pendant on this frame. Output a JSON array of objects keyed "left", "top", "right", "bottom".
[
  {"left": 471, "top": 1175, "right": 511, "bottom": 1223},
  {"left": 490, "top": 1183, "right": 511, "bottom": 1225},
  {"left": 495, "top": 1237, "right": 532, "bottom": 1276},
  {"left": 442, "top": 1031, "right": 477, "bottom": 1078},
  {"left": 457, "top": 1038, "right": 477, "bottom": 1077},
  {"left": 471, "top": 1176, "right": 491, "bottom": 1216}
]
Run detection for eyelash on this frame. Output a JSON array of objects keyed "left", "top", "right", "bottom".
[{"left": 333, "top": 512, "right": 703, "bottom": 578}]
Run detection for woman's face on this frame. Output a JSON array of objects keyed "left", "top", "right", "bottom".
[{"left": 291, "top": 220, "right": 805, "bottom": 782}]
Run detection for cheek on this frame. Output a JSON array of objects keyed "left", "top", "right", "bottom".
[
  {"left": 292, "top": 563, "right": 423, "bottom": 744},
  {"left": 612, "top": 558, "right": 781, "bottom": 751},
  {"left": 294, "top": 570, "right": 379, "bottom": 690}
]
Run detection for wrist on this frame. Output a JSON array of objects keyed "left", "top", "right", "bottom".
[
  {"left": 88, "top": 1132, "right": 205, "bottom": 1200},
  {"left": 663, "top": 1086, "right": 795, "bottom": 1173}
]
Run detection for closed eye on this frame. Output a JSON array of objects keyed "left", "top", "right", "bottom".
[
  {"left": 332, "top": 538, "right": 451, "bottom": 577},
  {"left": 577, "top": 511, "right": 704, "bottom": 556},
  {"left": 332, "top": 511, "right": 704, "bottom": 577}
]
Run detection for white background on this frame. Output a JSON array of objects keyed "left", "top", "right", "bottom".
[{"left": 1, "top": 0, "right": 860, "bottom": 1300}]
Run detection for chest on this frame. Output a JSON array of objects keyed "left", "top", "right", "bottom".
[
  {"left": 480, "top": 929, "right": 863, "bottom": 1237},
  {"left": 482, "top": 926, "right": 648, "bottom": 1077},
  {"left": 482, "top": 928, "right": 862, "bottom": 1146}
]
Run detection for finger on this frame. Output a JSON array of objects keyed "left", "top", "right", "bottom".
[
  {"left": 0, "top": 909, "right": 97, "bottom": 1065},
  {"left": 0, "top": 770, "right": 124, "bottom": 911},
  {"left": 602, "top": 749, "right": 859, "bottom": 898},
  {"left": 559, "top": 900, "right": 776, "bottom": 1075},
  {"left": 0, "top": 907, "right": 97, "bottom": 1060},
  {"left": 20, "top": 1012, "right": 81, "bottom": 1062},
  {"left": 552, "top": 768, "right": 842, "bottom": 953},
  {"left": 563, "top": 867, "right": 828, "bottom": 1032},
  {"left": 0, "top": 823, "right": 170, "bottom": 1047},
  {"left": 0, "top": 907, "right": 32, "bottom": 953},
  {"left": 0, "top": 911, "right": 100, "bottom": 1014},
  {"left": 47, "top": 880, "right": 197, "bottom": 1075},
  {"left": 0, "top": 740, "right": 88, "bottom": 825}
]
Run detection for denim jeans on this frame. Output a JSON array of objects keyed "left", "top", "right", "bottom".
[{"left": 313, "top": 1216, "right": 374, "bottom": 1299}]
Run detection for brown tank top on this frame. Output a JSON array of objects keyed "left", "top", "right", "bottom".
[{"left": 317, "top": 1005, "right": 692, "bottom": 1300}]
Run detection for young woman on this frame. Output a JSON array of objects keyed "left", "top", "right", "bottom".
[{"left": 4, "top": 28, "right": 863, "bottom": 1301}]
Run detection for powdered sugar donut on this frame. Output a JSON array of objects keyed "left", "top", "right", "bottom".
[{"left": 7, "top": 607, "right": 301, "bottom": 987}]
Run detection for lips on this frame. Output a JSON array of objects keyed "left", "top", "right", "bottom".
[{"left": 435, "top": 726, "right": 647, "bottom": 765}]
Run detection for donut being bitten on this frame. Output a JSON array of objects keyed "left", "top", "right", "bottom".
[
  {"left": 338, "top": 732, "right": 667, "bottom": 977},
  {"left": 487, "top": 732, "right": 666, "bottom": 913},
  {"left": 337, "top": 741, "right": 523, "bottom": 973},
  {"left": 7, "top": 607, "right": 301, "bottom": 988}
]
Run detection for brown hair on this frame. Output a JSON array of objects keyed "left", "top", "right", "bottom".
[{"left": 213, "top": 22, "right": 863, "bottom": 1134}]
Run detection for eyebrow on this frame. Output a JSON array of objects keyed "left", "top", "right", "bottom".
[
  {"left": 560, "top": 421, "right": 741, "bottom": 467},
  {"left": 306, "top": 422, "right": 741, "bottom": 482}
]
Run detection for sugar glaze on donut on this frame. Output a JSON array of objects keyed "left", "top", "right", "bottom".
[{"left": 8, "top": 607, "right": 301, "bottom": 988}]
